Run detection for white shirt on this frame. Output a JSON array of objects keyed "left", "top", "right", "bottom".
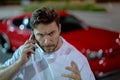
[{"left": 2, "top": 37, "right": 95, "bottom": 80}]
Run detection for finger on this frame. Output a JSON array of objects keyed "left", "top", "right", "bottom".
[
  {"left": 65, "top": 67, "right": 81, "bottom": 80},
  {"left": 23, "top": 48, "right": 35, "bottom": 59},
  {"left": 29, "top": 33, "right": 35, "bottom": 41},
  {"left": 24, "top": 42, "right": 36, "bottom": 48},
  {"left": 24, "top": 40, "right": 34, "bottom": 45},
  {"left": 65, "top": 66, "right": 73, "bottom": 72},
  {"left": 71, "top": 61, "right": 78, "bottom": 69},
  {"left": 23, "top": 47, "right": 35, "bottom": 54},
  {"left": 61, "top": 73, "right": 75, "bottom": 79},
  {"left": 24, "top": 40, "right": 29, "bottom": 45},
  {"left": 27, "top": 48, "right": 35, "bottom": 54},
  {"left": 71, "top": 61, "right": 80, "bottom": 74},
  {"left": 65, "top": 66, "right": 79, "bottom": 75}
]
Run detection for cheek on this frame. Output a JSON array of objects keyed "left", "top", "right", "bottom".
[
  {"left": 35, "top": 36, "right": 42, "bottom": 45},
  {"left": 35, "top": 37, "right": 40, "bottom": 42},
  {"left": 54, "top": 34, "right": 60, "bottom": 43},
  {"left": 53, "top": 33, "right": 59, "bottom": 39}
]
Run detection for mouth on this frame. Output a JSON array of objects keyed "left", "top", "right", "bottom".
[
  {"left": 43, "top": 45, "right": 55, "bottom": 49},
  {"left": 46, "top": 45, "right": 55, "bottom": 49},
  {"left": 43, "top": 45, "right": 56, "bottom": 52}
]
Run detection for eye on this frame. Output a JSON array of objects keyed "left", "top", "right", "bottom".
[
  {"left": 49, "top": 31, "right": 55, "bottom": 36},
  {"left": 39, "top": 34, "right": 44, "bottom": 37},
  {"left": 37, "top": 33, "right": 44, "bottom": 38}
]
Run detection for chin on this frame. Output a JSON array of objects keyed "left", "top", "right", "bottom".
[{"left": 44, "top": 49, "right": 54, "bottom": 53}]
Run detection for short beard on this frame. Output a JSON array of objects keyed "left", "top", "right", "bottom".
[{"left": 41, "top": 37, "right": 60, "bottom": 53}]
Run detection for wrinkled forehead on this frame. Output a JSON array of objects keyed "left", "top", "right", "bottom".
[{"left": 33, "top": 21, "right": 59, "bottom": 34}]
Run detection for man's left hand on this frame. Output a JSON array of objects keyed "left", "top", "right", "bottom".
[{"left": 62, "top": 61, "right": 81, "bottom": 80}]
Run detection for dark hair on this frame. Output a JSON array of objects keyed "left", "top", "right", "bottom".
[{"left": 30, "top": 7, "right": 60, "bottom": 29}]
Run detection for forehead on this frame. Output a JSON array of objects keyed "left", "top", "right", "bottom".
[{"left": 33, "top": 21, "right": 58, "bottom": 34}]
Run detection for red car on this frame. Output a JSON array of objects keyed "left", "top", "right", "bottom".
[{"left": 0, "top": 11, "right": 120, "bottom": 79}]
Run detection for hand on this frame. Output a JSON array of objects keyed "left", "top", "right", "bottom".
[
  {"left": 62, "top": 61, "right": 81, "bottom": 80},
  {"left": 18, "top": 34, "right": 36, "bottom": 65}
]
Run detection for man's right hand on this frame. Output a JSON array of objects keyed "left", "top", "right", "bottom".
[
  {"left": 0, "top": 34, "right": 37, "bottom": 80},
  {"left": 18, "top": 34, "right": 37, "bottom": 65}
]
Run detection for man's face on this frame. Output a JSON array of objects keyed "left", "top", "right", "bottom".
[{"left": 33, "top": 21, "right": 61, "bottom": 53}]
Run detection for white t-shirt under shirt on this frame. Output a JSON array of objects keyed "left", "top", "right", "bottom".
[{"left": 2, "top": 37, "right": 95, "bottom": 80}]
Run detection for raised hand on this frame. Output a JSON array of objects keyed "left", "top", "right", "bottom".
[
  {"left": 62, "top": 61, "right": 81, "bottom": 80},
  {"left": 18, "top": 34, "right": 37, "bottom": 65}
]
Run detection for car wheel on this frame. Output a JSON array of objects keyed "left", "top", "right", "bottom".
[{"left": 0, "top": 33, "right": 10, "bottom": 53}]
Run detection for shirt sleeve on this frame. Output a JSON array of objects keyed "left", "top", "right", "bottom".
[{"left": 1, "top": 46, "right": 23, "bottom": 68}]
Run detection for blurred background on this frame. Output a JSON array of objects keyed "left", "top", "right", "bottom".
[
  {"left": 0, "top": 0, "right": 120, "bottom": 80},
  {"left": 0, "top": 0, "right": 120, "bottom": 32}
]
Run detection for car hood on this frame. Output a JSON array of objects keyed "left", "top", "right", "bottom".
[{"left": 61, "top": 27, "right": 120, "bottom": 55}]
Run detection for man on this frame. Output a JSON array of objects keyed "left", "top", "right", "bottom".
[{"left": 0, "top": 7, "right": 95, "bottom": 80}]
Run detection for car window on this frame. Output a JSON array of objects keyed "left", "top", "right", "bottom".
[
  {"left": 60, "top": 15, "right": 83, "bottom": 33},
  {"left": 12, "top": 17, "right": 31, "bottom": 30},
  {"left": 12, "top": 14, "right": 83, "bottom": 32}
]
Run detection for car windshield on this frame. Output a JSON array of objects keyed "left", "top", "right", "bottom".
[
  {"left": 12, "top": 14, "right": 83, "bottom": 33},
  {"left": 60, "top": 15, "right": 83, "bottom": 33}
]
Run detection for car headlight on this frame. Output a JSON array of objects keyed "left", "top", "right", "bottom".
[{"left": 86, "top": 49, "right": 104, "bottom": 59}]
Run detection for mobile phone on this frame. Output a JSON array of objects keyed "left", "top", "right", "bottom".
[
  {"left": 30, "top": 32, "right": 36, "bottom": 51},
  {"left": 31, "top": 32, "right": 41, "bottom": 51},
  {"left": 31, "top": 32, "right": 35, "bottom": 41}
]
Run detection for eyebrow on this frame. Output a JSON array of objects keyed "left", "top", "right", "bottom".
[
  {"left": 36, "top": 30, "right": 56, "bottom": 35},
  {"left": 36, "top": 32, "right": 44, "bottom": 35}
]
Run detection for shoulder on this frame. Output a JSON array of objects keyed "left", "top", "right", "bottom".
[
  {"left": 62, "top": 37, "right": 85, "bottom": 57},
  {"left": 63, "top": 37, "right": 88, "bottom": 63},
  {"left": 61, "top": 37, "right": 88, "bottom": 63}
]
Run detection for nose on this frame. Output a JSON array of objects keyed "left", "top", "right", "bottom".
[
  {"left": 44, "top": 39, "right": 48, "bottom": 45},
  {"left": 43, "top": 35, "right": 52, "bottom": 45},
  {"left": 44, "top": 38, "right": 51, "bottom": 46}
]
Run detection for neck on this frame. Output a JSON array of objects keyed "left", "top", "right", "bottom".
[{"left": 54, "top": 37, "right": 63, "bottom": 51}]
